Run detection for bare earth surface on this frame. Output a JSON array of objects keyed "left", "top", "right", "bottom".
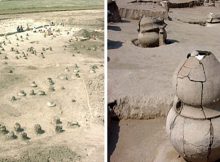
[
  {"left": 108, "top": 5, "right": 220, "bottom": 162},
  {"left": 109, "top": 118, "right": 167, "bottom": 162},
  {"left": 0, "top": 10, "right": 104, "bottom": 162},
  {"left": 108, "top": 6, "right": 220, "bottom": 111}
]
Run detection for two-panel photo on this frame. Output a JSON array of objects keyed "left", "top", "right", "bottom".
[{"left": 0, "top": 0, "right": 220, "bottom": 162}]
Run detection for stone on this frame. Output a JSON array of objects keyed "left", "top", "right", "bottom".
[
  {"left": 11, "top": 96, "right": 17, "bottom": 101},
  {"left": 30, "top": 81, "right": 38, "bottom": 88},
  {"left": 6, "top": 131, "right": 17, "bottom": 140},
  {"left": 61, "top": 86, "right": 65, "bottom": 90},
  {"left": 34, "top": 124, "right": 44, "bottom": 134},
  {"left": 48, "top": 85, "right": 55, "bottom": 92},
  {"left": 48, "top": 78, "right": 55, "bottom": 85},
  {"left": 72, "top": 99, "right": 76, "bottom": 102},
  {"left": 18, "top": 90, "right": 26, "bottom": 97},
  {"left": 47, "top": 101, "right": 56, "bottom": 107},
  {"left": 53, "top": 116, "right": 62, "bottom": 125},
  {"left": 0, "top": 124, "right": 8, "bottom": 134},
  {"left": 67, "top": 122, "right": 80, "bottom": 128},
  {"left": 37, "top": 90, "right": 46, "bottom": 96},
  {"left": 75, "top": 73, "right": 80, "bottom": 78},
  {"left": 29, "top": 90, "right": 35, "bottom": 96},
  {"left": 55, "top": 125, "right": 64, "bottom": 133},
  {"left": 65, "top": 67, "right": 70, "bottom": 72},
  {"left": 14, "top": 123, "right": 23, "bottom": 132},
  {"left": 20, "top": 132, "right": 29, "bottom": 140},
  {"left": 58, "top": 74, "right": 68, "bottom": 80}
]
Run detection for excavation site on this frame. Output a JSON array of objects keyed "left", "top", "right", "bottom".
[
  {"left": 0, "top": 1, "right": 104, "bottom": 161},
  {"left": 108, "top": 0, "right": 220, "bottom": 161}
]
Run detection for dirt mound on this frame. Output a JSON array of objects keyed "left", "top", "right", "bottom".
[{"left": 74, "top": 29, "right": 103, "bottom": 40}]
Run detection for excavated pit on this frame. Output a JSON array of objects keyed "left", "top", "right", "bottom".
[
  {"left": 131, "top": 38, "right": 158, "bottom": 48},
  {"left": 131, "top": 37, "right": 177, "bottom": 48}
]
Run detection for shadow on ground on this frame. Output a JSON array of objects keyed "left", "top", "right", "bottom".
[
  {"left": 121, "top": 19, "right": 130, "bottom": 23},
  {"left": 108, "top": 39, "right": 123, "bottom": 49},
  {"left": 166, "top": 39, "right": 179, "bottom": 45},
  {"left": 108, "top": 25, "right": 121, "bottom": 31},
  {"left": 108, "top": 120, "right": 120, "bottom": 162},
  {"left": 108, "top": 100, "right": 120, "bottom": 162}
]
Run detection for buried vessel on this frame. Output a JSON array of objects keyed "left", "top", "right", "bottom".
[
  {"left": 206, "top": 13, "right": 220, "bottom": 27},
  {"left": 166, "top": 50, "right": 220, "bottom": 162},
  {"left": 135, "top": 16, "right": 167, "bottom": 47}
]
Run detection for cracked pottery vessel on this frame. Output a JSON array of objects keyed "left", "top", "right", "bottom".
[
  {"left": 166, "top": 51, "right": 220, "bottom": 162},
  {"left": 174, "top": 50, "right": 220, "bottom": 106},
  {"left": 206, "top": 13, "right": 220, "bottom": 24},
  {"left": 137, "top": 16, "right": 167, "bottom": 47}
]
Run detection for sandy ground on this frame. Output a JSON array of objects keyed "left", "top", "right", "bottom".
[
  {"left": 108, "top": 6, "right": 220, "bottom": 162},
  {"left": 0, "top": 10, "right": 104, "bottom": 162},
  {"left": 108, "top": 6, "right": 220, "bottom": 110},
  {"left": 109, "top": 118, "right": 167, "bottom": 162}
]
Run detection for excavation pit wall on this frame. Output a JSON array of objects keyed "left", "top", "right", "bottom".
[
  {"left": 108, "top": 52, "right": 220, "bottom": 162},
  {"left": 108, "top": 95, "right": 174, "bottom": 162},
  {"left": 116, "top": 0, "right": 204, "bottom": 21},
  {"left": 109, "top": 95, "right": 173, "bottom": 120},
  {"left": 108, "top": 95, "right": 220, "bottom": 162},
  {"left": 119, "top": 7, "right": 168, "bottom": 20}
]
